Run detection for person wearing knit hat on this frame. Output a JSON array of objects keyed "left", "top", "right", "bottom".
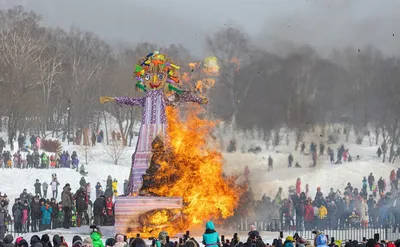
[
  {"left": 114, "top": 235, "right": 127, "bottom": 247},
  {"left": 83, "top": 238, "right": 93, "bottom": 247},
  {"left": 72, "top": 236, "right": 83, "bottom": 246},
  {"left": 284, "top": 236, "right": 294, "bottom": 247},
  {"left": 30, "top": 235, "right": 41, "bottom": 247},
  {"left": 18, "top": 239, "right": 29, "bottom": 247},
  {"left": 105, "top": 238, "right": 116, "bottom": 247}
]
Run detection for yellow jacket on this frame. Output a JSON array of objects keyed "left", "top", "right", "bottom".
[
  {"left": 318, "top": 205, "right": 328, "bottom": 219},
  {"left": 112, "top": 181, "right": 118, "bottom": 195}
]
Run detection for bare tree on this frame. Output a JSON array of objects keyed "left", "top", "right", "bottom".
[
  {"left": 104, "top": 140, "right": 125, "bottom": 165},
  {"left": 78, "top": 143, "right": 95, "bottom": 165}
]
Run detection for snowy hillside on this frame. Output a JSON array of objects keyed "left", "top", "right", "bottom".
[{"left": 0, "top": 126, "right": 396, "bottom": 242}]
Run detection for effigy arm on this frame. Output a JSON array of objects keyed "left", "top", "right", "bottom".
[
  {"left": 115, "top": 96, "right": 145, "bottom": 107},
  {"left": 177, "top": 91, "right": 208, "bottom": 104}
]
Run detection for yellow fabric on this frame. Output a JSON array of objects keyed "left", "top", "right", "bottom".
[
  {"left": 99, "top": 96, "right": 115, "bottom": 104},
  {"left": 318, "top": 205, "right": 328, "bottom": 219},
  {"left": 286, "top": 236, "right": 293, "bottom": 242},
  {"left": 112, "top": 181, "right": 118, "bottom": 195}
]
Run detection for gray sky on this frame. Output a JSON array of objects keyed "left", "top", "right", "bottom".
[{"left": 1, "top": 0, "right": 399, "bottom": 56}]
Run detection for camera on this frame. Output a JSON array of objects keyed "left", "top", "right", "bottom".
[{"left": 89, "top": 225, "right": 97, "bottom": 229}]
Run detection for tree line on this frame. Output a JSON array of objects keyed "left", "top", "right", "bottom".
[{"left": 0, "top": 6, "right": 399, "bottom": 161}]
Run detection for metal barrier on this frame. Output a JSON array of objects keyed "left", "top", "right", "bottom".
[{"left": 234, "top": 218, "right": 400, "bottom": 241}]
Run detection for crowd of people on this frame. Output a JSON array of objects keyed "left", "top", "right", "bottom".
[
  {"left": 0, "top": 149, "right": 82, "bottom": 170},
  {"left": 249, "top": 167, "right": 400, "bottom": 232},
  {"left": 0, "top": 173, "right": 134, "bottom": 239}
]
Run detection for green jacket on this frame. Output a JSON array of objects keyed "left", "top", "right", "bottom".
[{"left": 90, "top": 231, "right": 104, "bottom": 247}]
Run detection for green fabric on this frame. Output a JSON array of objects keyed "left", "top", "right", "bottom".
[
  {"left": 168, "top": 83, "right": 182, "bottom": 94},
  {"left": 136, "top": 82, "right": 147, "bottom": 91},
  {"left": 90, "top": 231, "right": 104, "bottom": 247}
]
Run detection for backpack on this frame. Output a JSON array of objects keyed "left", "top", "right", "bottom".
[{"left": 105, "top": 197, "right": 113, "bottom": 216}]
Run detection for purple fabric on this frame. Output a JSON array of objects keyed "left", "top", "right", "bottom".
[
  {"left": 115, "top": 96, "right": 145, "bottom": 107},
  {"left": 178, "top": 91, "right": 203, "bottom": 104}
]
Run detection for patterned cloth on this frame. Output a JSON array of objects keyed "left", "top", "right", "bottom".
[{"left": 116, "top": 89, "right": 202, "bottom": 194}]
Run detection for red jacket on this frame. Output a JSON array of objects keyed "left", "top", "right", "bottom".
[{"left": 304, "top": 204, "right": 314, "bottom": 221}]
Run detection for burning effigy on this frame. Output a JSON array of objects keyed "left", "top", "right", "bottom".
[{"left": 100, "top": 51, "right": 242, "bottom": 237}]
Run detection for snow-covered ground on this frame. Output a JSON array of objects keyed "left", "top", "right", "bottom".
[{"left": 0, "top": 127, "right": 395, "bottom": 243}]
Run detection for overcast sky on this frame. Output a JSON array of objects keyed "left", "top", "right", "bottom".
[{"left": 1, "top": 0, "right": 399, "bottom": 57}]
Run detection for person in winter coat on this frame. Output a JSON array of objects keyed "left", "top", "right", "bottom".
[
  {"left": 296, "top": 178, "right": 301, "bottom": 195},
  {"left": 90, "top": 230, "right": 104, "bottom": 247},
  {"left": 61, "top": 184, "right": 73, "bottom": 229},
  {"left": 106, "top": 176, "right": 112, "bottom": 189},
  {"left": 95, "top": 183, "right": 102, "bottom": 199},
  {"left": 288, "top": 154, "right": 294, "bottom": 168},
  {"left": 30, "top": 196, "right": 41, "bottom": 232},
  {"left": 86, "top": 183, "right": 92, "bottom": 198},
  {"left": 72, "top": 158, "right": 79, "bottom": 171},
  {"left": 79, "top": 177, "right": 87, "bottom": 189},
  {"left": 43, "top": 182, "right": 49, "bottom": 199},
  {"left": 91, "top": 132, "right": 97, "bottom": 147},
  {"left": 114, "top": 235, "right": 127, "bottom": 247},
  {"left": 358, "top": 198, "right": 369, "bottom": 228},
  {"left": 377, "top": 147, "right": 382, "bottom": 158},
  {"left": 14, "top": 203, "right": 22, "bottom": 233},
  {"left": 202, "top": 221, "right": 220, "bottom": 247},
  {"left": 2, "top": 234, "right": 15, "bottom": 247},
  {"left": 93, "top": 196, "right": 105, "bottom": 226},
  {"left": 318, "top": 204, "right": 328, "bottom": 229},
  {"left": 41, "top": 153, "right": 49, "bottom": 169},
  {"left": 283, "top": 236, "right": 294, "bottom": 247},
  {"left": 40, "top": 201, "right": 52, "bottom": 230},
  {"left": 105, "top": 238, "right": 116, "bottom": 247},
  {"left": 84, "top": 238, "right": 93, "bottom": 247},
  {"left": 51, "top": 179, "right": 60, "bottom": 199},
  {"left": 112, "top": 179, "right": 118, "bottom": 196},
  {"left": 362, "top": 177, "right": 368, "bottom": 192},
  {"left": 378, "top": 177, "right": 386, "bottom": 194},
  {"left": 34, "top": 179, "right": 42, "bottom": 197},
  {"left": 73, "top": 188, "right": 88, "bottom": 227},
  {"left": 315, "top": 234, "right": 328, "bottom": 247},
  {"left": 41, "top": 234, "right": 52, "bottom": 247},
  {"left": 304, "top": 199, "right": 314, "bottom": 230},
  {"left": 72, "top": 236, "right": 83, "bottom": 247},
  {"left": 53, "top": 235, "right": 62, "bottom": 247},
  {"left": 368, "top": 173, "right": 375, "bottom": 191},
  {"left": 21, "top": 201, "right": 29, "bottom": 233}
]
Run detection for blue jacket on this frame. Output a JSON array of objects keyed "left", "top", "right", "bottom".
[
  {"left": 41, "top": 205, "right": 52, "bottom": 224},
  {"left": 316, "top": 234, "right": 328, "bottom": 247},
  {"left": 202, "top": 221, "right": 220, "bottom": 247}
]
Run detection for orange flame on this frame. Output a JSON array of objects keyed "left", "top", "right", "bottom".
[
  {"left": 141, "top": 106, "right": 243, "bottom": 236},
  {"left": 181, "top": 72, "right": 191, "bottom": 83},
  {"left": 188, "top": 62, "right": 200, "bottom": 70},
  {"left": 195, "top": 79, "right": 216, "bottom": 93}
]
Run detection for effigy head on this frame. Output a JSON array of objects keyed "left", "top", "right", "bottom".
[{"left": 134, "top": 51, "right": 182, "bottom": 93}]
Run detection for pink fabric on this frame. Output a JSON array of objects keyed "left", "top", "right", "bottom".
[
  {"left": 22, "top": 209, "right": 28, "bottom": 223},
  {"left": 36, "top": 137, "right": 41, "bottom": 150}
]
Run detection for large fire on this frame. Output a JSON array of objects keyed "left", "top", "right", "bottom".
[{"left": 138, "top": 106, "right": 243, "bottom": 236}]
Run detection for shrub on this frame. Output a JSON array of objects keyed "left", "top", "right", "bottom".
[{"left": 41, "top": 139, "right": 63, "bottom": 153}]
